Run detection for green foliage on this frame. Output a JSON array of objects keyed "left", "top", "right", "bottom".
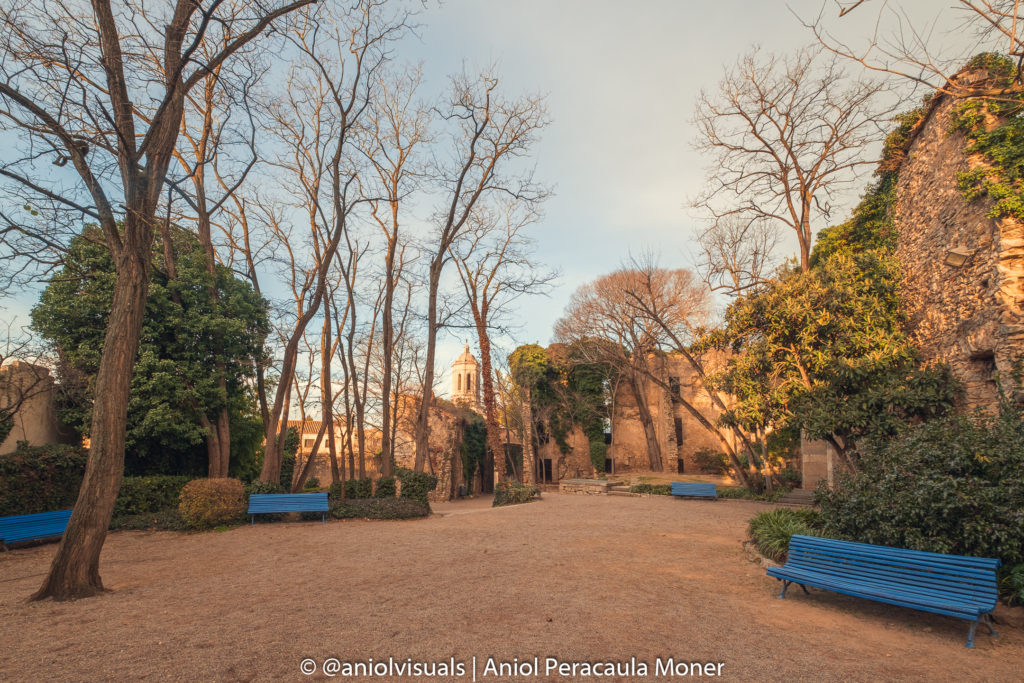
[
  {"left": 245, "top": 480, "right": 286, "bottom": 496},
  {"left": 0, "top": 442, "right": 87, "bottom": 516},
  {"left": 328, "top": 481, "right": 342, "bottom": 501},
  {"left": 748, "top": 508, "right": 823, "bottom": 562},
  {"left": 0, "top": 412, "right": 13, "bottom": 444},
  {"left": 815, "top": 404, "right": 1024, "bottom": 567},
  {"left": 374, "top": 477, "right": 396, "bottom": 498},
  {"left": 344, "top": 478, "right": 373, "bottom": 499},
  {"left": 279, "top": 454, "right": 296, "bottom": 489},
  {"left": 330, "top": 497, "right": 430, "bottom": 520},
  {"left": 492, "top": 481, "right": 541, "bottom": 506},
  {"left": 395, "top": 467, "right": 438, "bottom": 506},
  {"left": 629, "top": 483, "right": 670, "bottom": 495},
  {"left": 1001, "top": 563, "right": 1024, "bottom": 605},
  {"left": 459, "top": 414, "right": 487, "bottom": 488},
  {"left": 717, "top": 486, "right": 786, "bottom": 502},
  {"left": 113, "top": 475, "right": 191, "bottom": 517},
  {"left": 589, "top": 440, "right": 606, "bottom": 473},
  {"left": 711, "top": 248, "right": 955, "bottom": 459},
  {"left": 693, "top": 447, "right": 730, "bottom": 475},
  {"left": 31, "top": 224, "right": 270, "bottom": 476},
  {"left": 304, "top": 477, "right": 320, "bottom": 490},
  {"left": 177, "top": 477, "right": 246, "bottom": 529},
  {"left": 875, "top": 101, "right": 931, "bottom": 177},
  {"left": 776, "top": 466, "right": 802, "bottom": 489}
]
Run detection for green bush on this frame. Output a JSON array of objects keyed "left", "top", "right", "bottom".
[
  {"left": 328, "top": 481, "right": 342, "bottom": 501},
  {"left": 0, "top": 442, "right": 87, "bottom": 516},
  {"left": 109, "top": 508, "right": 188, "bottom": 532},
  {"left": 776, "top": 466, "right": 801, "bottom": 489},
  {"left": 244, "top": 480, "right": 286, "bottom": 496},
  {"left": 693, "top": 448, "right": 730, "bottom": 475},
  {"left": 1001, "top": 563, "right": 1024, "bottom": 606},
  {"left": 395, "top": 467, "right": 438, "bottom": 505},
  {"left": 748, "top": 508, "right": 822, "bottom": 562},
  {"left": 279, "top": 453, "right": 296, "bottom": 489},
  {"left": 815, "top": 405, "right": 1024, "bottom": 567},
  {"left": 114, "top": 475, "right": 191, "bottom": 517},
  {"left": 304, "top": 476, "right": 320, "bottom": 490},
  {"left": 330, "top": 497, "right": 430, "bottom": 520},
  {"left": 178, "top": 478, "right": 246, "bottom": 529},
  {"left": 589, "top": 440, "right": 606, "bottom": 474},
  {"left": 374, "top": 476, "right": 396, "bottom": 498},
  {"left": 493, "top": 481, "right": 541, "bottom": 507},
  {"left": 344, "top": 478, "right": 373, "bottom": 499},
  {"left": 630, "top": 483, "right": 670, "bottom": 495}
]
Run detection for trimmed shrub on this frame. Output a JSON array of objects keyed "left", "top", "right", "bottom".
[
  {"left": 374, "top": 476, "right": 396, "bottom": 498},
  {"left": 114, "top": 475, "right": 191, "bottom": 517},
  {"left": 748, "top": 508, "right": 822, "bottom": 562},
  {"left": 694, "top": 448, "right": 730, "bottom": 475},
  {"left": 178, "top": 478, "right": 246, "bottom": 529},
  {"left": 395, "top": 467, "right": 438, "bottom": 505},
  {"left": 344, "top": 478, "right": 373, "bottom": 499},
  {"left": 815, "top": 405, "right": 1024, "bottom": 567},
  {"left": 493, "top": 481, "right": 541, "bottom": 507},
  {"left": 304, "top": 476, "right": 320, "bottom": 490},
  {"left": 0, "top": 442, "right": 87, "bottom": 516},
  {"left": 109, "top": 508, "right": 188, "bottom": 532},
  {"left": 776, "top": 466, "right": 802, "bottom": 489},
  {"left": 630, "top": 483, "right": 670, "bottom": 495},
  {"left": 331, "top": 497, "right": 430, "bottom": 520},
  {"left": 244, "top": 480, "right": 286, "bottom": 496},
  {"left": 328, "top": 481, "right": 342, "bottom": 502}
]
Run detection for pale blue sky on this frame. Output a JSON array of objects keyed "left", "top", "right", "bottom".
[{"left": 399, "top": 0, "right": 967, "bottom": 365}]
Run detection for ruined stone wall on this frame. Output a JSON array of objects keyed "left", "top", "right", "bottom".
[
  {"left": 537, "top": 424, "right": 594, "bottom": 482},
  {"left": 895, "top": 93, "right": 1024, "bottom": 409},
  {"left": 393, "top": 397, "right": 465, "bottom": 502},
  {"left": 609, "top": 353, "right": 728, "bottom": 474},
  {"left": 0, "top": 362, "right": 76, "bottom": 454}
]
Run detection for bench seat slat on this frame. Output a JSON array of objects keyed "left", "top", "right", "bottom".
[
  {"left": 785, "top": 557, "right": 999, "bottom": 598},
  {"left": 0, "top": 509, "right": 73, "bottom": 545},
  {"left": 247, "top": 493, "right": 329, "bottom": 515},
  {"left": 670, "top": 483, "right": 717, "bottom": 498},
  {"left": 789, "top": 536, "right": 999, "bottom": 570},
  {"left": 786, "top": 551, "right": 1000, "bottom": 587}
]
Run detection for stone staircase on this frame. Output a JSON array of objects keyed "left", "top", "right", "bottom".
[
  {"left": 608, "top": 485, "right": 637, "bottom": 497},
  {"left": 774, "top": 488, "right": 814, "bottom": 506}
]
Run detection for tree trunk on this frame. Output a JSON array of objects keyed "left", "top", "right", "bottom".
[
  {"left": 474, "top": 329, "right": 508, "bottom": 486},
  {"left": 33, "top": 246, "right": 150, "bottom": 600},
  {"left": 413, "top": 258, "right": 442, "bottom": 471},
  {"left": 521, "top": 386, "right": 535, "bottom": 485},
  {"left": 628, "top": 371, "right": 663, "bottom": 471}
]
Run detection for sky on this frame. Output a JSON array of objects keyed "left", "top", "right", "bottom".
[
  {"left": 397, "top": 0, "right": 970, "bottom": 382},
  {"left": 1, "top": 0, "right": 981, "bottom": 404}
]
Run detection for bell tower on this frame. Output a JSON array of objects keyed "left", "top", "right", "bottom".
[{"left": 451, "top": 344, "right": 481, "bottom": 411}]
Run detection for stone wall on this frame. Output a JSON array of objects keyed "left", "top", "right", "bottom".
[
  {"left": 609, "top": 353, "right": 730, "bottom": 475},
  {"left": 537, "top": 424, "right": 594, "bottom": 482},
  {"left": 0, "top": 362, "right": 76, "bottom": 454},
  {"left": 895, "top": 90, "right": 1024, "bottom": 410}
]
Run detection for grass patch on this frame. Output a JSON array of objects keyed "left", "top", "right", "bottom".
[
  {"left": 748, "top": 508, "right": 822, "bottom": 562},
  {"left": 331, "top": 497, "right": 430, "bottom": 520}
]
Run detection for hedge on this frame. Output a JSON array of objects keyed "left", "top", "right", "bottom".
[
  {"left": 493, "top": 481, "right": 541, "bottom": 507},
  {"left": 114, "top": 475, "right": 192, "bottom": 517},
  {"left": 395, "top": 467, "right": 438, "bottom": 505},
  {"left": 0, "top": 442, "right": 87, "bottom": 516},
  {"left": 331, "top": 497, "right": 430, "bottom": 520}
]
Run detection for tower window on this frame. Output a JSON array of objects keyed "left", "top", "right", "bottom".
[
  {"left": 466, "top": 374, "right": 471, "bottom": 391},
  {"left": 457, "top": 374, "right": 462, "bottom": 391}
]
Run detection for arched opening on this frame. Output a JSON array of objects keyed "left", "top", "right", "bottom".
[
  {"left": 466, "top": 374, "right": 471, "bottom": 391},
  {"left": 457, "top": 374, "right": 462, "bottom": 391}
]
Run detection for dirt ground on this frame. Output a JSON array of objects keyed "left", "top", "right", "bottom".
[{"left": 1, "top": 493, "right": 1021, "bottom": 682}]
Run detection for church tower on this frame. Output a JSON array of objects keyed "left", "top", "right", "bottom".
[{"left": 451, "top": 344, "right": 481, "bottom": 411}]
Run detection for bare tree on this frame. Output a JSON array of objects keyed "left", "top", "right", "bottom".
[
  {"left": 412, "top": 69, "right": 548, "bottom": 475},
  {"left": 695, "top": 216, "right": 780, "bottom": 297},
  {"left": 0, "top": 0, "right": 313, "bottom": 600},
  {"left": 809, "top": 1, "right": 1024, "bottom": 97},
  {"left": 693, "top": 46, "right": 898, "bottom": 272},
  {"left": 359, "top": 66, "right": 430, "bottom": 475},
  {"left": 450, "top": 199, "right": 554, "bottom": 483}
]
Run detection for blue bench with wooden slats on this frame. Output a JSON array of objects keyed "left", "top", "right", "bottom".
[
  {"left": 0, "top": 509, "right": 73, "bottom": 549},
  {"left": 247, "top": 493, "right": 329, "bottom": 524},
  {"left": 670, "top": 482, "right": 717, "bottom": 499},
  {"left": 767, "top": 534, "right": 1001, "bottom": 648}
]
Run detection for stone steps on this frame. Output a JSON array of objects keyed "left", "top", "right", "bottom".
[{"left": 775, "top": 489, "right": 814, "bottom": 506}]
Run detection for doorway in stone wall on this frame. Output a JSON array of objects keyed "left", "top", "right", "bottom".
[
  {"left": 539, "top": 458, "right": 553, "bottom": 483},
  {"left": 677, "top": 458, "right": 685, "bottom": 474}
]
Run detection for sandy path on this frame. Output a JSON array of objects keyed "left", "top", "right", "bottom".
[{"left": 1, "top": 493, "right": 1020, "bottom": 682}]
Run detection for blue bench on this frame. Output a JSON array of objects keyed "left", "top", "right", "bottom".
[
  {"left": 247, "top": 493, "right": 329, "bottom": 524},
  {"left": 0, "top": 509, "right": 73, "bottom": 549},
  {"left": 670, "top": 482, "right": 717, "bottom": 499},
  {"left": 767, "top": 535, "right": 1001, "bottom": 648}
]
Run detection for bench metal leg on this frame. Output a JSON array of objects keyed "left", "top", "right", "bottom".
[
  {"left": 982, "top": 613, "right": 998, "bottom": 638},
  {"left": 321, "top": 512, "right": 326, "bottom": 524},
  {"left": 779, "top": 580, "right": 790, "bottom": 599},
  {"left": 799, "top": 584, "right": 809, "bottom": 595},
  {"left": 250, "top": 515, "right": 254, "bottom": 526},
  {"left": 966, "top": 621, "right": 978, "bottom": 648}
]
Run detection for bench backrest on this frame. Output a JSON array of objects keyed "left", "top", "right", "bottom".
[
  {"left": 0, "top": 509, "right": 73, "bottom": 544},
  {"left": 670, "top": 482, "right": 717, "bottom": 497},
  {"left": 247, "top": 492, "right": 329, "bottom": 514},
  {"left": 786, "top": 535, "right": 1000, "bottom": 609}
]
